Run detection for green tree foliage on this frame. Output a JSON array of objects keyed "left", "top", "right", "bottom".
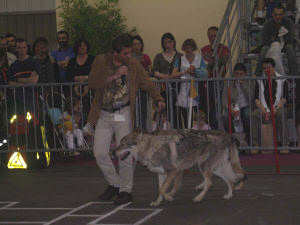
[{"left": 59, "top": 0, "right": 135, "bottom": 55}]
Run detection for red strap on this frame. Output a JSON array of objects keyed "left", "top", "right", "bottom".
[
  {"left": 266, "top": 68, "right": 280, "bottom": 174},
  {"left": 227, "top": 83, "right": 232, "bottom": 134}
]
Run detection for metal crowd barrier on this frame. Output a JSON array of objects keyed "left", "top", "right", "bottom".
[{"left": 0, "top": 77, "right": 299, "bottom": 171}]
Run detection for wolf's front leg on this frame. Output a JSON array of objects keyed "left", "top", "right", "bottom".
[
  {"left": 150, "top": 170, "right": 177, "bottom": 206},
  {"left": 195, "top": 182, "right": 205, "bottom": 190},
  {"left": 168, "top": 171, "right": 183, "bottom": 197},
  {"left": 193, "top": 171, "right": 212, "bottom": 202}
]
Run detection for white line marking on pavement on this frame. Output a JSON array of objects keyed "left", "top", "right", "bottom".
[
  {"left": 43, "top": 202, "right": 94, "bottom": 225},
  {"left": 0, "top": 222, "right": 46, "bottom": 224},
  {"left": 4, "top": 208, "right": 72, "bottom": 210},
  {"left": 69, "top": 214, "right": 101, "bottom": 217},
  {"left": 88, "top": 202, "right": 113, "bottom": 204},
  {"left": 88, "top": 202, "right": 132, "bottom": 225},
  {"left": 133, "top": 208, "right": 163, "bottom": 225},
  {"left": 0, "top": 202, "right": 18, "bottom": 209},
  {"left": 123, "top": 208, "right": 162, "bottom": 211},
  {"left": 0, "top": 202, "right": 17, "bottom": 203}
]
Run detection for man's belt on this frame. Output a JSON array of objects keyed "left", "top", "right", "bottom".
[{"left": 102, "top": 102, "right": 130, "bottom": 113}]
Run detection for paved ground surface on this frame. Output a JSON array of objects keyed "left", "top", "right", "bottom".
[{"left": 1, "top": 160, "right": 300, "bottom": 225}]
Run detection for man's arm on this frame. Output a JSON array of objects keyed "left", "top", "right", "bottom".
[
  {"left": 274, "top": 79, "right": 284, "bottom": 107},
  {"left": 17, "top": 71, "right": 39, "bottom": 84}
]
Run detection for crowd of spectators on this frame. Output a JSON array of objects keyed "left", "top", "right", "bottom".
[{"left": 0, "top": 1, "right": 299, "bottom": 154}]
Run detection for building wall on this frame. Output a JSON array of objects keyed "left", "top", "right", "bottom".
[
  {"left": 0, "top": 0, "right": 55, "bottom": 12},
  {"left": 0, "top": 0, "right": 57, "bottom": 48},
  {"left": 56, "top": 0, "right": 228, "bottom": 59}
]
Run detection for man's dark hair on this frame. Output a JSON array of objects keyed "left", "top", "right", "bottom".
[
  {"left": 32, "top": 37, "right": 49, "bottom": 52},
  {"left": 182, "top": 38, "right": 198, "bottom": 51},
  {"left": 262, "top": 58, "right": 276, "bottom": 68},
  {"left": 112, "top": 34, "right": 132, "bottom": 53},
  {"left": 274, "top": 3, "right": 285, "bottom": 11},
  {"left": 73, "top": 39, "right": 90, "bottom": 54},
  {"left": 15, "top": 38, "right": 27, "bottom": 44},
  {"left": 5, "top": 33, "right": 16, "bottom": 39},
  {"left": 208, "top": 26, "right": 219, "bottom": 33},
  {"left": 161, "top": 32, "right": 176, "bottom": 51},
  {"left": 132, "top": 35, "right": 144, "bottom": 52},
  {"left": 233, "top": 63, "right": 247, "bottom": 72},
  {"left": 57, "top": 30, "right": 69, "bottom": 39}
]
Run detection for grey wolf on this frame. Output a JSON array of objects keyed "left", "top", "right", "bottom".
[{"left": 115, "top": 129, "right": 247, "bottom": 206}]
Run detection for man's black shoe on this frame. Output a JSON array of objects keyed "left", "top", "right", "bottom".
[
  {"left": 113, "top": 192, "right": 133, "bottom": 205},
  {"left": 98, "top": 185, "right": 119, "bottom": 201}
]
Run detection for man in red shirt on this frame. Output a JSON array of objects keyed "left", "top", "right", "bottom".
[
  {"left": 201, "top": 26, "right": 230, "bottom": 78},
  {"left": 200, "top": 26, "right": 230, "bottom": 130}
]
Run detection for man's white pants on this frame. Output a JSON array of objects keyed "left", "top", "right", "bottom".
[
  {"left": 265, "top": 41, "right": 285, "bottom": 75},
  {"left": 93, "top": 107, "right": 135, "bottom": 193}
]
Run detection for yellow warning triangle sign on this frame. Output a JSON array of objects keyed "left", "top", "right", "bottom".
[{"left": 7, "top": 152, "right": 27, "bottom": 169}]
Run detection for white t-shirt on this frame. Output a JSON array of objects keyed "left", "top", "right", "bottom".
[{"left": 176, "top": 53, "right": 208, "bottom": 108}]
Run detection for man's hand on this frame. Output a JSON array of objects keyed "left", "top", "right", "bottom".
[
  {"left": 58, "top": 57, "right": 70, "bottom": 69},
  {"left": 157, "top": 100, "right": 166, "bottom": 112},
  {"left": 116, "top": 66, "right": 128, "bottom": 76}
]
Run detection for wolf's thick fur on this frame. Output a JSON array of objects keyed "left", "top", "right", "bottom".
[{"left": 116, "top": 129, "right": 246, "bottom": 206}]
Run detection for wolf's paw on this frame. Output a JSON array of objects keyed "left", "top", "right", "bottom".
[
  {"left": 195, "top": 183, "right": 204, "bottom": 190},
  {"left": 193, "top": 195, "right": 204, "bottom": 202},
  {"left": 150, "top": 200, "right": 161, "bottom": 207},
  {"left": 164, "top": 193, "right": 174, "bottom": 202},
  {"left": 223, "top": 193, "right": 233, "bottom": 200}
]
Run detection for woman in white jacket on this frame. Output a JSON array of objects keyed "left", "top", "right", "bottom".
[{"left": 171, "top": 39, "right": 208, "bottom": 129}]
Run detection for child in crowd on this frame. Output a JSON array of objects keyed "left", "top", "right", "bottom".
[{"left": 192, "top": 110, "right": 211, "bottom": 131}]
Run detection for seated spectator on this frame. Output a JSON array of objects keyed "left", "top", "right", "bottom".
[
  {"left": 153, "top": 33, "right": 181, "bottom": 128},
  {"left": 1, "top": 35, "right": 16, "bottom": 66},
  {"left": 222, "top": 63, "right": 255, "bottom": 145},
  {"left": 255, "top": 4, "right": 297, "bottom": 76},
  {"left": 132, "top": 35, "right": 152, "bottom": 130},
  {"left": 51, "top": 30, "right": 75, "bottom": 83},
  {"left": 47, "top": 98, "right": 84, "bottom": 151},
  {"left": 255, "top": 1, "right": 295, "bottom": 23},
  {"left": 192, "top": 110, "right": 211, "bottom": 131},
  {"left": 201, "top": 26, "right": 230, "bottom": 78},
  {"left": 7, "top": 38, "right": 41, "bottom": 119},
  {"left": 33, "top": 37, "right": 56, "bottom": 83},
  {"left": 254, "top": 58, "right": 288, "bottom": 153},
  {"left": 172, "top": 38, "right": 208, "bottom": 128},
  {"left": 201, "top": 26, "right": 230, "bottom": 129}
]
